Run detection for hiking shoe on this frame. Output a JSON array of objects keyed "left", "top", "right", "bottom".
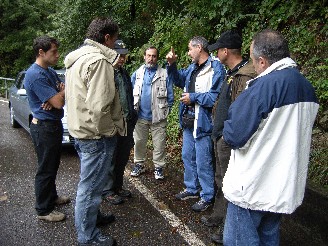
[
  {"left": 104, "top": 194, "right": 124, "bottom": 205},
  {"left": 54, "top": 195, "right": 71, "bottom": 205},
  {"left": 175, "top": 190, "right": 199, "bottom": 200},
  {"left": 130, "top": 163, "right": 146, "bottom": 177},
  {"left": 192, "top": 199, "right": 213, "bottom": 212},
  {"left": 154, "top": 167, "right": 164, "bottom": 180},
  {"left": 96, "top": 212, "right": 116, "bottom": 226},
  {"left": 38, "top": 210, "right": 66, "bottom": 222},
  {"left": 201, "top": 215, "right": 222, "bottom": 227},
  {"left": 78, "top": 234, "right": 117, "bottom": 246},
  {"left": 211, "top": 226, "right": 224, "bottom": 244},
  {"left": 117, "top": 189, "right": 132, "bottom": 198}
]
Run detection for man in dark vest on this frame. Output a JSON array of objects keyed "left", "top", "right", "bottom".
[{"left": 202, "top": 30, "right": 257, "bottom": 244}]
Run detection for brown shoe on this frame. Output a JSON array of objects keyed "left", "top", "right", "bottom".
[
  {"left": 55, "top": 195, "right": 71, "bottom": 205},
  {"left": 104, "top": 194, "right": 124, "bottom": 205},
  {"left": 38, "top": 210, "right": 66, "bottom": 222}
]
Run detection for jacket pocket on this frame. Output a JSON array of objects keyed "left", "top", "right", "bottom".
[
  {"left": 153, "top": 102, "right": 169, "bottom": 122},
  {"left": 197, "top": 108, "right": 213, "bottom": 134},
  {"left": 157, "top": 86, "right": 167, "bottom": 99}
]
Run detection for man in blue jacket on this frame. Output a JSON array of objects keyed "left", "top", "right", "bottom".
[
  {"left": 202, "top": 30, "right": 257, "bottom": 244},
  {"left": 222, "top": 29, "right": 319, "bottom": 245},
  {"left": 166, "top": 36, "right": 225, "bottom": 212}
]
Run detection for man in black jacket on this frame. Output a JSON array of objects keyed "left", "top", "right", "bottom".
[
  {"left": 202, "top": 30, "right": 256, "bottom": 244},
  {"left": 102, "top": 39, "right": 138, "bottom": 205}
]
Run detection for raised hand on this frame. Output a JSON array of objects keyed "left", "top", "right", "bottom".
[{"left": 166, "top": 46, "right": 178, "bottom": 65}]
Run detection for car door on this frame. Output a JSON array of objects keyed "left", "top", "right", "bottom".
[{"left": 13, "top": 72, "right": 31, "bottom": 130}]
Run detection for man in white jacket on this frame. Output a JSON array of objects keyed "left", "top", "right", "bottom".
[{"left": 222, "top": 29, "right": 319, "bottom": 245}]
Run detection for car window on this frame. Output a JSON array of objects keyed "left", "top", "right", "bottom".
[
  {"left": 16, "top": 72, "right": 26, "bottom": 89},
  {"left": 58, "top": 73, "right": 65, "bottom": 82}
]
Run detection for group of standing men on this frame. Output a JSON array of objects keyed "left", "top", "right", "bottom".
[
  {"left": 24, "top": 17, "right": 174, "bottom": 246},
  {"left": 24, "top": 15, "right": 318, "bottom": 246}
]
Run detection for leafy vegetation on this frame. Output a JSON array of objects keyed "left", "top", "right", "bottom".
[
  {"left": 0, "top": 0, "right": 327, "bottom": 187},
  {"left": 0, "top": 0, "right": 60, "bottom": 76}
]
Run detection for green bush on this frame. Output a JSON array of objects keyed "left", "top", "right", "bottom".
[{"left": 309, "top": 130, "right": 328, "bottom": 188}]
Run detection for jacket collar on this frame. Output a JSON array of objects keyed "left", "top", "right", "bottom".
[
  {"left": 257, "top": 57, "right": 297, "bottom": 78},
  {"left": 246, "top": 57, "right": 297, "bottom": 88},
  {"left": 84, "top": 39, "right": 120, "bottom": 65}
]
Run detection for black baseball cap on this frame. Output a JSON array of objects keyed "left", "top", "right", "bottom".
[
  {"left": 114, "top": 40, "right": 128, "bottom": 54},
  {"left": 208, "top": 30, "right": 242, "bottom": 51}
]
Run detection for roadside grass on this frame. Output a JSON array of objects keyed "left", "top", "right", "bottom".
[{"left": 309, "top": 128, "right": 328, "bottom": 189}]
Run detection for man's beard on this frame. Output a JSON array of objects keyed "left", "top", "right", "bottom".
[{"left": 145, "top": 63, "right": 156, "bottom": 68}]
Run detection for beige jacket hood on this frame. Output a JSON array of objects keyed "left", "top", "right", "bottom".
[
  {"left": 64, "top": 39, "right": 126, "bottom": 139},
  {"left": 65, "top": 39, "right": 119, "bottom": 69}
]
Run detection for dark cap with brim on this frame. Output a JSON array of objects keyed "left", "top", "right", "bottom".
[
  {"left": 208, "top": 30, "right": 242, "bottom": 51},
  {"left": 114, "top": 40, "right": 128, "bottom": 54}
]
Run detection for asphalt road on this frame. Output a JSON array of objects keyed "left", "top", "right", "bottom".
[
  {"left": 0, "top": 98, "right": 327, "bottom": 246},
  {"left": 0, "top": 98, "right": 211, "bottom": 246}
]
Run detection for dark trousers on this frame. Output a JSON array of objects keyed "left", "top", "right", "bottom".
[
  {"left": 113, "top": 122, "right": 134, "bottom": 191},
  {"left": 103, "top": 120, "right": 135, "bottom": 195},
  {"left": 30, "top": 120, "right": 63, "bottom": 215},
  {"left": 212, "top": 137, "right": 231, "bottom": 219}
]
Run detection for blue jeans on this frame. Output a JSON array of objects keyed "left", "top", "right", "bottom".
[
  {"left": 30, "top": 120, "right": 63, "bottom": 215},
  {"left": 74, "top": 136, "right": 117, "bottom": 243},
  {"left": 182, "top": 128, "right": 214, "bottom": 202},
  {"left": 224, "top": 202, "right": 281, "bottom": 246}
]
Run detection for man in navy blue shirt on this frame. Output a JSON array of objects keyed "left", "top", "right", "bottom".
[{"left": 24, "top": 36, "right": 70, "bottom": 222}]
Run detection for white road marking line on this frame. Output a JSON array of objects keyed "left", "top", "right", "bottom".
[
  {"left": 128, "top": 176, "right": 206, "bottom": 246},
  {"left": 0, "top": 99, "right": 9, "bottom": 103}
]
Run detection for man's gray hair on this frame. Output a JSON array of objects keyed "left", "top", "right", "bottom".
[
  {"left": 190, "top": 36, "right": 209, "bottom": 54},
  {"left": 252, "top": 29, "right": 290, "bottom": 65}
]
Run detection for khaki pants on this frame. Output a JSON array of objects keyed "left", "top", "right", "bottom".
[{"left": 133, "top": 118, "right": 167, "bottom": 168}]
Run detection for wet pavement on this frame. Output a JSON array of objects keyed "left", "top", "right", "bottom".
[{"left": 0, "top": 98, "right": 327, "bottom": 246}]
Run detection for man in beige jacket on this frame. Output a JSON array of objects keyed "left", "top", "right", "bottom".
[{"left": 65, "top": 17, "right": 125, "bottom": 246}]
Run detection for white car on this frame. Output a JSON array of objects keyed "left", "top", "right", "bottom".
[{"left": 8, "top": 69, "right": 74, "bottom": 145}]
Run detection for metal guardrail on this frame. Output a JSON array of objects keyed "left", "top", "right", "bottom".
[{"left": 0, "top": 77, "right": 15, "bottom": 98}]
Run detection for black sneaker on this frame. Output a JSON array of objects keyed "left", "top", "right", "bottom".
[
  {"left": 154, "top": 167, "right": 164, "bottom": 180},
  {"left": 78, "top": 234, "right": 117, "bottom": 246},
  {"left": 191, "top": 199, "right": 213, "bottom": 212},
  {"left": 201, "top": 215, "right": 222, "bottom": 227},
  {"left": 96, "top": 212, "right": 115, "bottom": 226},
  {"left": 175, "top": 190, "right": 199, "bottom": 200},
  {"left": 211, "top": 226, "right": 224, "bottom": 244},
  {"left": 130, "top": 163, "right": 146, "bottom": 177}
]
